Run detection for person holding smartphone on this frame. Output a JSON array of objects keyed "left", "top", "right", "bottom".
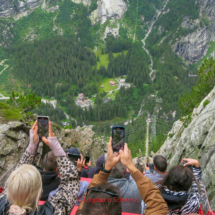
[
  {"left": 66, "top": 148, "right": 88, "bottom": 178},
  {"left": 76, "top": 137, "right": 168, "bottom": 215},
  {"left": 0, "top": 121, "right": 80, "bottom": 215}
]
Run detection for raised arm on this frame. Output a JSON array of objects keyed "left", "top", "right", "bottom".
[
  {"left": 43, "top": 122, "right": 80, "bottom": 215},
  {"left": 17, "top": 121, "right": 40, "bottom": 168},
  {"left": 119, "top": 144, "right": 168, "bottom": 215},
  {"left": 76, "top": 137, "right": 120, "bottom": 215}
]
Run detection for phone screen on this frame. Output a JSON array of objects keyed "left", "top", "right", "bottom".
[
  {"left": 85, "top": 156, "right": 90, "bottom": 164},
  {"left": 112, "top": 126, "right": 125, "bottom": 152},
  {"left": 38, "top": 116, "right": 49, "bottom": 140}
]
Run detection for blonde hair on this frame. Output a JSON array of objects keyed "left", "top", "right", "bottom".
[{"left": 6, "top": 164, "right": 42, "bottom": 213}]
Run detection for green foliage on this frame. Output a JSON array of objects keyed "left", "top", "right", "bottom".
[
  {"left": 64, "top": 125, "right": 72, "bottom": 129},
  {"left": 105, "top": 33, "right": 132, "bottom": 53},
  {"left": 169, "top": 133, "right": 174, "bottom": 138},
  {"left": 203, "top": 99, "right": 210, "bottom": 107},
  {"left": 8, "top": 37, "right": 97, "bottom": 98},
  {"left": 155, "top": 0, "right": 199, "bottom": 33},
  {"left": 179, "top": 59, "right": 215, "bottom": 116},
  {"left": 8, "top": 91, "right": 41, "bottom": 112},
  {"left": 32, "top": 102, "right": 66, "bottom": 126},
  {"left": 14, "top": 7, "right": 56, "bottom": 42},
  {"left": 89, "top": 0, "right": 98, "bottom": 13},
  {"left": 180, "top": 113, "right": 192, "bottom": 128},
  {"left": 0, "top": 101, "right": 23, "bottom": 122}
]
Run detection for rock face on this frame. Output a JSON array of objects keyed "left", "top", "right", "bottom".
[
  {"left": 0, "top": 122, "right": 107, "bottom": 186},
  {"left": 173, "top": 27, "right": 210, "bottom": 64},
  {"left": 71, "top": 0, "right": 92, "bottom": 6},
  {"left": 0, "top": 121, "right": 30, "bottom": 187},
  {"left": 90, "top": 0, "right": 127, "bottom": 25},
  {"left": 0, "top": 0, "right": 41, "bottom": 18},
  {"left": 157, "top": 86, "right": 215, "bottom": 209},
  {"left": 172, "top": 1, "right": 215, "bottom": 63}
]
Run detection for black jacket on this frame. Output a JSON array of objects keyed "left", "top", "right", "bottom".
[
  {"left": 80, "top": 167, "right": 88, "bottom": 178},
  {"left": 0, "top": 195, "right": 54, "bottom": 215},
  {"left": 40, "top": 171, "right": 60, "bottom": 201}
]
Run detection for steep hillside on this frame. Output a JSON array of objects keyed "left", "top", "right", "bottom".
[
  {"left": 1, "top": 0, "right": 215, "bottom": 158},
  {"left": 157, "top": 87, "right": 215, "bottom": 209}
]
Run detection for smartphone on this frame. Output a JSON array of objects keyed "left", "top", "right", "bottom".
[
  {"left": 112, "top": 126, "right": 125, "bottom": 152},
  {"left": 85, "top": 156, "right": 90, "bottom": 164},
  {"left": 37, "top": 116, "right": 49, "bottom": 141},
  {"left": 68, "top": 153, "right": 81, "bottom": 161}
]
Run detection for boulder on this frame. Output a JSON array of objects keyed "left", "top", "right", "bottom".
[{"left": 0, "top": 122, "right": 107, "bottom": 187}]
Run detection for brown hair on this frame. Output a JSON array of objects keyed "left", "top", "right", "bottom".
[
  {"left": 81, "top": 183, "right": 122, "bottom": 215},
  {"left": 43, "top": 151, "right": 57, "bottom": 172},
  {"left": 156, "top": 165, "right": 194, "bottom": 192},
  {"left": 153, "top": 155, "right": 167, "bottom": 173}
]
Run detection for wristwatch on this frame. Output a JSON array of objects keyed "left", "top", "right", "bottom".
[{"left": 101, "top": 163, "right": 111, "bottom": 173}]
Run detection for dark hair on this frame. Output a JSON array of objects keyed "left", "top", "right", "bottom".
[
  {"left": 68, "top": 157, "right": 77, "bottom": 167},
  {"left": 157, "top": 165, "right": 194, "bottom": 192},
  {"left": 43, "top": 151, "right": 57, "bottom": 171},
  {"left": 153, "top": 155, "right": 167, "bottom": 173},
  {"left": 81, "top": 183, "right": 122, "bottom": 215}
]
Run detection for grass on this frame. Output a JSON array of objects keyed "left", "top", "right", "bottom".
[
  {"left": 95, "top": 50, "right": 128, "bottom": 68},
  {"left": 99, "top": 78, "right": 118, "bottom": 93},
  {"left": 0, "top": 102, "right": 24, "bottom": 122}
]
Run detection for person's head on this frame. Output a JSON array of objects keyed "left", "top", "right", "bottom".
[
  {"left": 153, "top": 155, "right": 167, "bottom": 173},
  {"left": 81, "top": 182, "right": 122, "bottom": 215},
  {"left": 43, "top": 151, "right": 58, "bottom": 173},
  {"left": 159, "top": 165, "right": 194, "bottom": 192},
  {"left": 66, "top": 148, "right": 80, "bottom": 166},
  {"left": 6, "top": 164, "right": 42, "bottom": 213},
  {"left": 94, "top": 155, "right": 105, "bottom": 174},
  {"left": 109, "top": 162, "right": 126, "bottom": 178}
]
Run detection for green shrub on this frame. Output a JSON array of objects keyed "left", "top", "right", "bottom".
[
  {"left": 169, "top": 133, "right": 174, "bottom": 138},
  {"left": 203, "top": 99, "right": 210, "bottom": 107},
  {"left": 0, "top": 102, "right": 23, "bottom": 122}
]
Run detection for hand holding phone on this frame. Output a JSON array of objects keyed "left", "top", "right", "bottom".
[
  {"left": 37, "top": 116, "right": 49, "bottom": 141},
  {"left": 112, "top": 126, "right": 125, "bottom": 152},
  {"left": 85, "top": 156, "right": 90, "bottom": 166}
]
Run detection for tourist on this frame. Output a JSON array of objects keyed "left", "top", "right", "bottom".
[
  {"left": 40, "top": 151, "right": 60, "bottom": 201},
  {"left": 156, "top": 158, "right": 201, "bottom": 214},
  {"left": 76, "top": 137, "right": 168, "bottom": 215},
  {"left": 145, "top": 155, "right": 168, "bottom": 183}
]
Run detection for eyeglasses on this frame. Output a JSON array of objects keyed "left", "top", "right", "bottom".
[{"left": 87, "top": 187, "right": 119, "bottom": 197}]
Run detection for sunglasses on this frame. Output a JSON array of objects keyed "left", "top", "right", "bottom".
[{"left": 87, "top": 187, "right": 119, "bottom": 197}]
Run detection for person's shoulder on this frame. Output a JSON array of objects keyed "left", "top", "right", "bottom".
[{"left": 38, "top": 201, "right": 55, "bottom": 214}]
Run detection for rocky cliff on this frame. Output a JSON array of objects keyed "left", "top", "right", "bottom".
[
  {"left": 89, "top": 0, "right": 126, "bottom": 25},
  {"left": 172, "top": 0, "right": 215, "bottom": 63},
  {"left": 0, "top": 121, "right": 107, "bottom": 186},
  {"left": 157, "top": 86, "right": 215, "bottom": 209}
]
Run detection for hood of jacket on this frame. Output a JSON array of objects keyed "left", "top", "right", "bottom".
[
  {"left": 41, "top": 171, "right": 59, "bottom": 185},
  {"left": 108, "top": 177, "right": 129, "bottom": 197}
]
